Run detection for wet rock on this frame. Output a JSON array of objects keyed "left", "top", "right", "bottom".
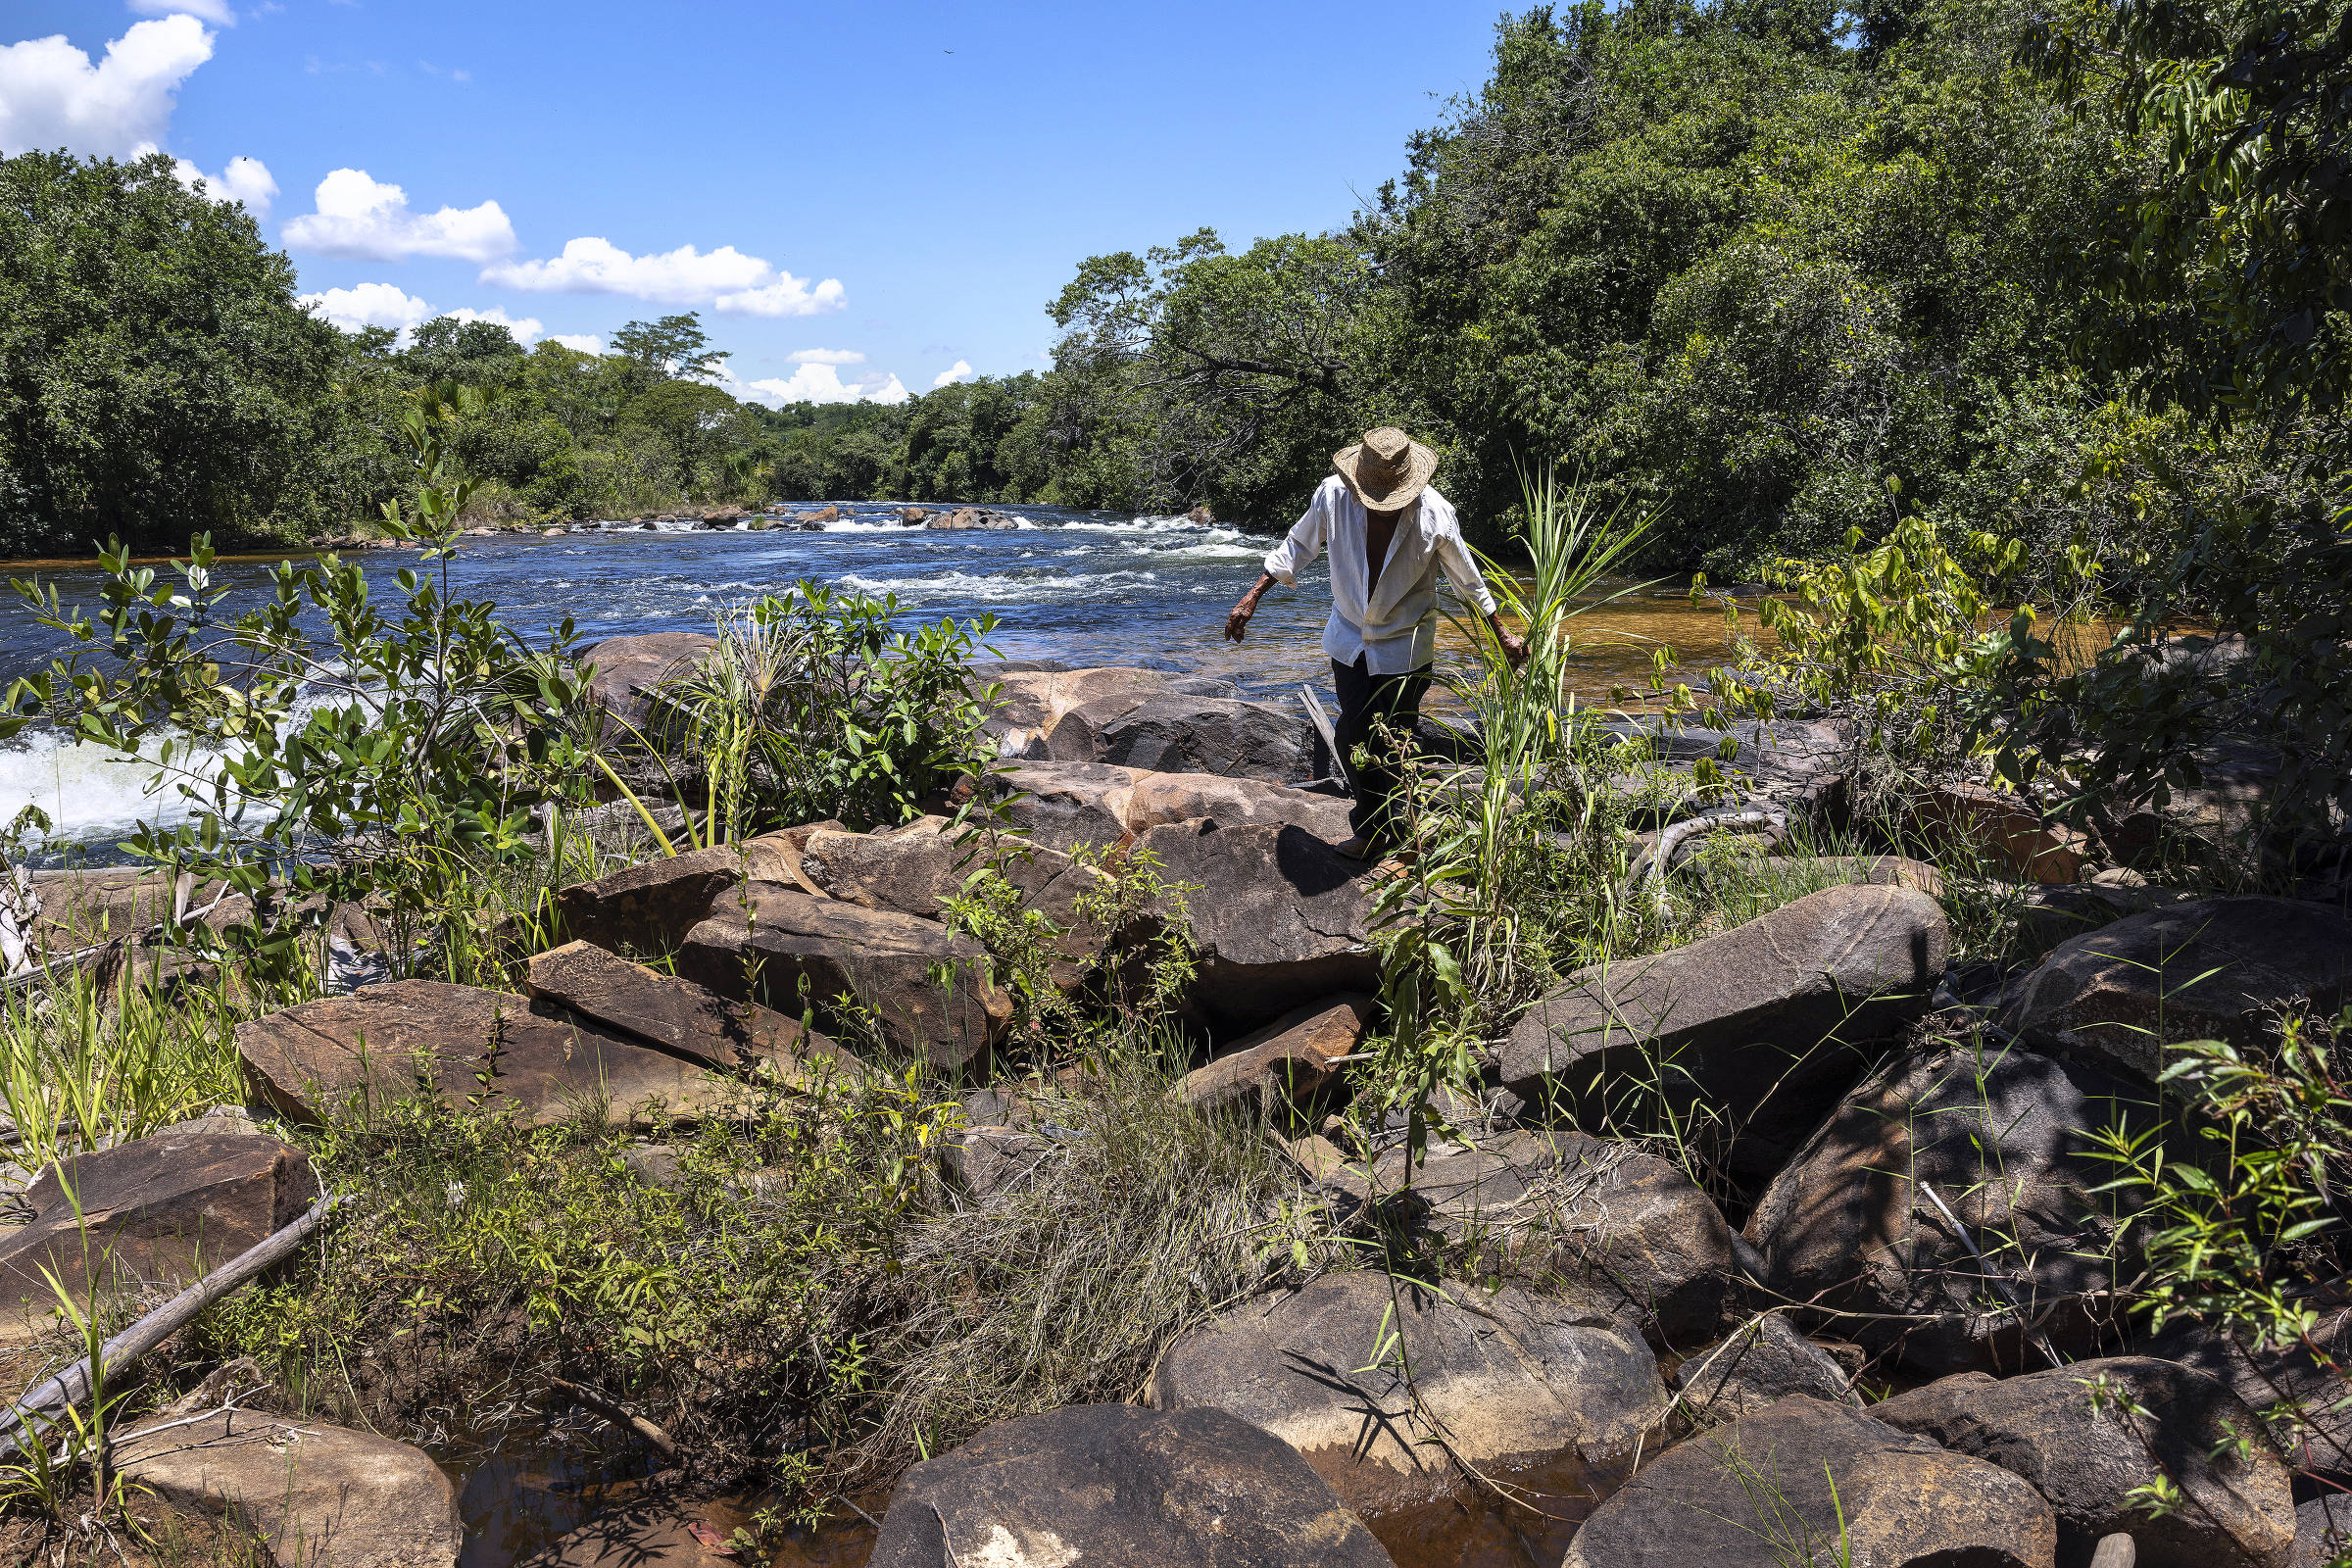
[
  {"left": 575, "top": 631, "right": 715, "bottom": 743},
  {"left": 1178, "top": 994, "right": 1372, "bottom": 1114},
  {"left": 1499, "top": 884, "right": 1949, "bottom": 1181},
  {"left": 924, "top": 505, "right": 1020, "bottom": 530},
  {"left": 1124, "top": 770, "right": 1352, "bottom": 840},
  {"left": 522, "top": 940, "right": 850, "bottom": 1082},
  {"left": 0, "top": 1129, "right": 310, "bottom": 1327},
  {"left": 117, "top": 1409, "right": 461, "bottom": 1568},
  {"left": 1746, "top": 1044, "right": 2153, "bottom": 1374},
  {"left": 1135, "top": 819, "right": 1378, "bottom": 1030},
  {"left": 1875, "top": 1356, "right": 2295, "bottom": 1568},
  {"left": 1148, "top": 1271, "right": 1668, "bottom": 1524},
  {"left": 2000, "top": 896, "right": 2352, "bottom": 1083},
  {"left": 677, "top": 885, "right": 1009, "bottom": 1064},
  {"left": 866, "top": 1403, "right": 1393, "bottom": 1567},
  {"left": 976, "top": 760, "right": 1148, "bottom": 851},
  {"left": 1673, "top": 1313, "right": 1858, "bottom": 1420},
  {"left": 1563, "top": 1394, "right": 2059, "bottom": 1568},
  {"left": 1047, "top": 693, "right": 1319, "bottom": 783},
  {"left": 236, "top": 979, "right": 738, "bottom": 1127},
  {"left": 1369, "top": 1128, "right": 1740, "bottom": 1349},
  {"left": 1186, "top": 502, "right": 1215, "bottom": 524},
  {"left": 551, "top": 844, "right": 742, "bottom": 956},
  {"left": 900, "top": 506, "right": 928, "bottom": 523}
]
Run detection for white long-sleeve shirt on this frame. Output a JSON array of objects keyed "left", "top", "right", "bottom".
[{"left": 1262, "top": 475, "right": 1497, "bottom": 674}]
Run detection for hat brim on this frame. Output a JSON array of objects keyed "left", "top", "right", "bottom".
[{"left": 1333, "top": 439, "right": 1439, "bottom": 512}]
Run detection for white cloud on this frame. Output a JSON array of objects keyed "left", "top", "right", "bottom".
[
  {"left": 482, "top": 236, "right": 846, "bottom": 317},
  {"left": 788, "top": 347, "right": 864, "bottom": 366},
  {"left": 442, "top": 305, "right": 545, "bottom": 343},
  {"left": 172, "top": 153, "right": 275, "bottom": 215},
  {"left": 128, "top": 0, "right": 237, "bottom": 25},
  {"left": 721, "top": 361, "right": 907, "bottom": 408},
  {"left": 282, "top": 168, "right": 516, "bottom": 262},
  {"left": 932, "top": 360, "right": 974, "bottom": 388},
  {"left": 549, "top": 332, "right": 605, "bottom": 355},
  {"left": 0, "top": 16, "right": 213, "bottom": 160},
  {"left": 298, "top": 281, "right": 433, "bottom": 335}
]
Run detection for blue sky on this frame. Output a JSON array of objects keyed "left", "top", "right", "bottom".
[{"left": 2, "top": 1, "right": 1502, "bottom": 405}]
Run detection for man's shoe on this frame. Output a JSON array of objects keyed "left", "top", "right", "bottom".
[{"left": 1334, "top": 834, "right": 1374, "bottom": 860}]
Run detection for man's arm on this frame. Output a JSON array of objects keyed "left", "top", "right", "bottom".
[
  {"left": 1431, "top": 515, "right": 1529, "bottom": 667},
  {"left": 1228, "top": 490, "right": 1327, "bottom": 644},
  {"left": 1226, "top": 571, "right": 1279, "bottom": 643}
]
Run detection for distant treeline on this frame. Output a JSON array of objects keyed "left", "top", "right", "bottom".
[{"left": 2, "top": 0, "right": 2341, "bottom": 585}]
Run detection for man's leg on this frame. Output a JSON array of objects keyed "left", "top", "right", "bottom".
[{"left": 1331, "top": 657, "right": 1432, "bottom": 844}]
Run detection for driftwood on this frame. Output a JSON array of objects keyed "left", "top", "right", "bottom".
[
  {"left": 1299, "top": 685, "right": 1348, "bottom": 791},
  {"left": 1622, "top": 805, "right": 1785, "bottom": 920},
  {"left": 0, "top": 1193, "right": 343, "bottom": 1456},
  {"left": 548, "top": 1376, "right": 680, "bottom": 1459}
]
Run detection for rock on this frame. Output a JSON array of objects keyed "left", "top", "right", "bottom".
[
  {"left": 575, "top": 631, "right": 716, "bottom": 743},
  {"left": 2011, "top": 879, "right": 2203, "bottom": 957},
  {"left": 924, "top": 506, "right": 1020, "bottom": 530},
  {"left": 1368, "top": 1128, "right": 1740, "bottom": 1349},
  {"left": 1875, "top": 1357, "right": 2295, "bottom": 1568},
  {"left": 1047, "top": 693, "right": 1318, "bottom": 783},
  {"left": 2296, "top": 1495, "right": 2352, "bottom": 1568},
  {"left": 0, "top": 1130, "right": 310, "bottom": 1327},
  {"left": 973, "top": 667, "right": 1238, "bottom": 756},
  {"left": 1672, "top": 1313, "right": 1857, "bottom": 1420},
  {"left": 901, "top": 506, "right": 928, "bottom": 523},
  {"left": 800, "top": 816, "right": 1096, "bottom": 924},
  {"left": 25, "top": 867, "right": 247, "bottom": 951},
  {"left": 677, "top": 885, "right": 1009, "bottom": 1064},
  {"left": 1177, "top": 994, "right": 1371, "bottom": 1114},
  {"left": 518, "top": 1496, "right": 772, "bottom": 1566},
  {"left": 2000, "top": 897, "right": 2352, "bottom": 1083},
  {"left": 865, "top": 1403, "right": 1393, "bottom": 1568},
  {"left": 1746, "top": 1043, "right": 2152, "bottom": 1373},
  {"left": 522, "top": 940, "right": 850, "bottom": 1082},
  {"left": 542, "top": 525, "right": 566, "bottom": 536},
  {"left": 1148, "top": 1271, "right": 1669, "bottom": 1525},
  {"left": 1499, "top": 884, "right": 1950, "bottom": 1182},
  {"left": 1124, "top": 771, "right": 1352, "bottom": 840},
  {"left": 973, "top": 760, "right": 1147, "bottom": 851},
  {"left": 236, "top": 979, "right": 739, "bottom": 1127},
  {"left": 2142, "top": 1306, "right": 2352, "bottom": 1481},
  {"left": 551, "top": 844, "right": 742, "bottom": 955},
  {"left": 794, "top": 505, "right": 843, "bottom": 524},
  {"left": 1185, "top": 502, "right": 1215, "bottom": 524},
  {"left": 1770, "top": 855, "right": 1946, "bottom": 898},
  {"left": 1564, "top": 1394, "right": 2059, "bottom": 1568},
  {"left": 116, "top": 1409, "right": 461, "bottom": 1568},
  {"left": 1916, "top": 782, "right": 2089, "bottom": 884},
  {"left": 1135, "top": 819, "right": 1378, "bottom": 1030}
]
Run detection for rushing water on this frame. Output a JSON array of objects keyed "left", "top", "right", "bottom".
[{"left": 0, "top": 503, "right": 1748, "bottom": 856}]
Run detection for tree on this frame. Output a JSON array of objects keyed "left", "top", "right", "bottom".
[
  {"left": 0, "top": 151, "right": 348, "bottom": 554},
  {"left": 611, "top": 313, "right": 730, "bottom": 385}
]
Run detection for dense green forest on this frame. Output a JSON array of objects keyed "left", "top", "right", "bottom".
[{"left": 0, "top": 0, "right": 2342, "bottom": 596}]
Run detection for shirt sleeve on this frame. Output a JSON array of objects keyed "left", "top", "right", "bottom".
[
  {"left": 1263, "top": 486, "right": 1329, "bottom": 586},
  {"left": 1433, "top": 514, "right": 1497, "bottom": 616}
]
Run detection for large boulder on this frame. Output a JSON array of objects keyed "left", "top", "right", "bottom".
[
  {"left": 1135, "top": 819, "right": 1378, "bottom": 1031},
  {"left": 677, "top": 885, "right": 1009, "bottom": 1064},
  {"left": 1124, "top": 771, "right": 1352, "bottom": 840},
  {"left": 1671, "top": 1312, "right": 1857, "bottom": 1421},
  {"left": 1915, "top": 781, "right": 2090, "bottom": 883},
  {"left": 236, "top": 979, "right": 739, "bottom": 1127},
  {"left": 2296, "top": 1495, "right": 2352, "bottom": 1568},
  {"left": 575, "top": 631, "right": 715, "bottom": 743},
  {"left": 973, "top": 667, "right": 1237, "bottom": 756},
  {"left": 117, "top": 1409, "right": 461, "bottom": 1568},
  {"left": 976, "top": 761, "right": 1148, "bottom": 852},
  {"left": 1499, "top": 884, "right": 1950, "bottom": 1181},
  {"left": 1746, "top": 1043, "right": 2152, "bottom": 1374},
  {"left": 0, "top": 1130, "right": 310, "bottom": 1329},
  {"left": 867, "top": 1403, "right": 1392, "bottom": 1567},
  {"left": 1147, "top": 1271, "right": 1668, "bottom": 1528},
  {"left": 800, "top": 816, "right": 1099, "bottom": 926},
  {"left": 1563, "top": 1394, "right": 2060, "bottom": 1568},
  {"left": 1046, "top": 693, "right": 1319, "bottom": 783},
  {"left": 522, "top": 940, "right": 850, "bottom": 1082},
  {"left": 1367, "top": 1127, "right": 1740, "bottom": 1349},
  {"left": 2142, "top": 1305, "right": 2352, "bottom": 1481},
  {"left": 551, "top": 844, "right": 743, "bottom": 956},
  {"left": 1875, "top": 1357, "right": 2296, "bottom": 1568},
  {"left": 1178, "top": 994, "right": 1372, "bottom": 1114},
  {"left": 2000, "top": 897, "right": 2352, "bottom": 1083}
]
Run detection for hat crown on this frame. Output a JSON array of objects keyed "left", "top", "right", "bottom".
[{"left": 1361, "top": 426, "right": 1411, "bottom": 475}]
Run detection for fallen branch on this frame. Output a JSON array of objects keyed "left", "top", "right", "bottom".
[
  {"left": 1918, "top": 1179, "right": 2065, "bottom": 1370},
  {"left": 0, "top": 1194, "right": 343, "bottom": 1455},
  {"left": 1622, "top": 805, "right": 1784, "bottom": 921},
  {"left": 547, "top": 1376, "right": 679, "bottom": 1459}
]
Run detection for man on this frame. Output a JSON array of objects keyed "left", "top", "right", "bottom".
[{"left": 1225, "top": 426, "right": 1526, "bottom": 858}]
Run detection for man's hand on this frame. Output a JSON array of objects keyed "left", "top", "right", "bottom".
[
  {"left": 1225, "top": 598, "right": 1256, "bottom": 642},
  {"left": 1487, "top": 613, "right": 1530, "bottom": 668}
]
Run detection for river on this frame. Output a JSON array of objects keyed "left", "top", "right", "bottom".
[{"left": 0, "top": 503, "right": 1746, "bottom": 858}]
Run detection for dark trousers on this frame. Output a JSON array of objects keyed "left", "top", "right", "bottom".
[{"left": 1332, "top": 656, "right": 1432, "bottom": 841}]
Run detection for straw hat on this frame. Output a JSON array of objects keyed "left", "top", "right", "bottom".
[{"left": 1333, "top": 426, "right": 1439, "bottom": 513}]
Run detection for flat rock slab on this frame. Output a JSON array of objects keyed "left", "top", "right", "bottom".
[
  {"left": 980, "top": 760, "right": 1149, "bottom": 852},
  {"left": 236, "top": 979, "right": 739, "bottom": 1127},
  {"left": 1148, "top": 1271, "right": 1668, "bottom": 1523},
  {"left": 1046, "top": 693, "right": 1320, "bottom": 783},
  {"left": 1746, "top": 1043, "right": 2153, "bottom": 1374},
  {"left": 867, "top": 1403, "right": 1394, "bottom": 1567},
  {"left": 117, "top": 1409, "right": 461, "bottom": 1568},
  {"left": 1137, "top": 819, "right": 1378, "bottom": 1030},
  {"left": 1499, "top": 883, "right": 1949, "bottom": 1181},
  {"left": 0, "top": 1129, "right": 310, "bottom": 1326},
  {"left": 1368, "top": 1128, "right": 1740, "bottom": 1349},
  {"left": 522, "top": 940, "right": 851, "bottom": 1082},
  {"left": 1563, "top": 1394, "right": 2059, "bottom": 1568},
  {"left": 1125, "top": 771, "right": 1352, "bottom": 839},
  {"left": 800, "top": 815, "right": 1099, "bottom": 928},
  {"left": 1179, "top": 994, "right": 1372, "bottom": 1114},
  {"left": 2001, "top": 896, "right": 2352, "bottom": 1082},
  {"left": 1876, "top": 1357, "right": 2295, "bottom": 1568},
  {"left": 678, "top": 885, "right": 1009, "bottom": 1065},
  {"left": 975, "top": 666, "right": 1237, "bottom": 754}
]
